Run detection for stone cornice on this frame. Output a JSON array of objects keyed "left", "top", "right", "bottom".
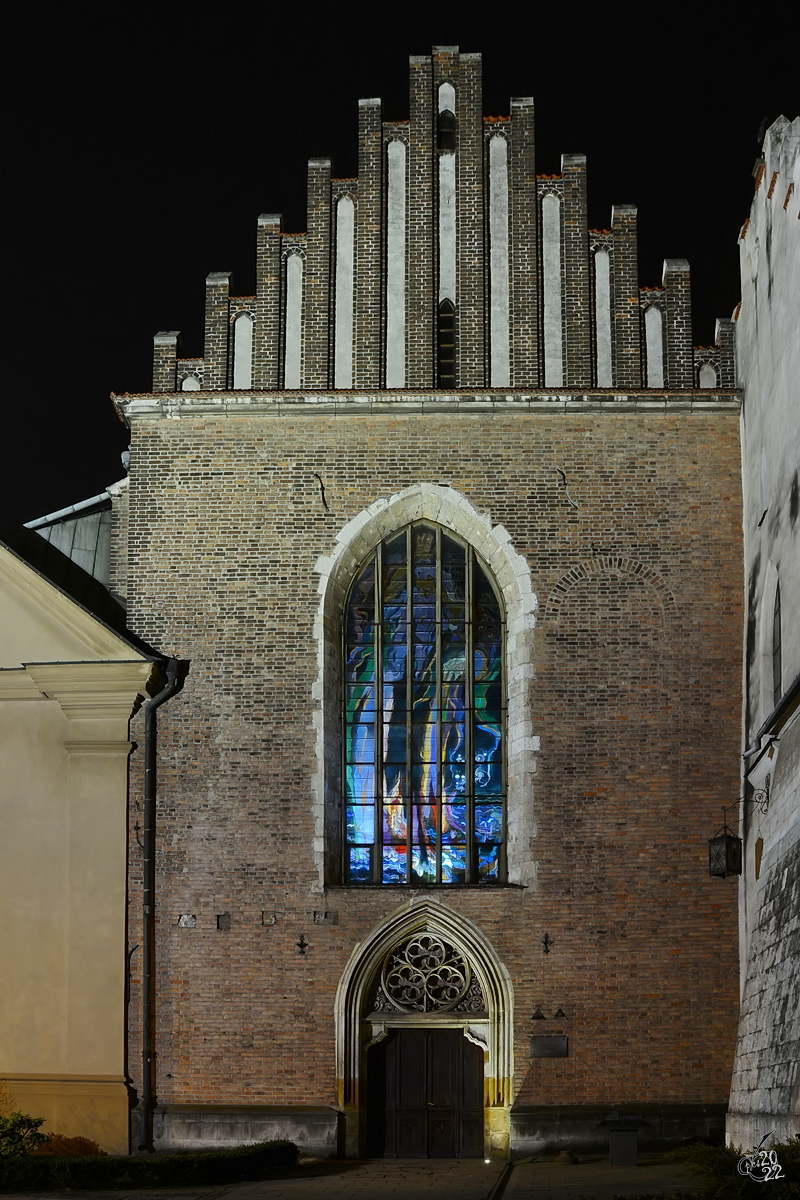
[
  {"left": 63, "top": 740, "right": 135, "bottom": 756},
  {"left": 0, "top": 668, "right": 47, "bottom": 701},
  {"left": 113, "top": 388, "right": 741, "bottom": 424},
  {"left": 24, "top": 660, "right": 155, "bottom": 720}
]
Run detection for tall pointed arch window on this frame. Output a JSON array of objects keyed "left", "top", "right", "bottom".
[{"left": 345, "top": 523, "right": 505, "bottom": 886}]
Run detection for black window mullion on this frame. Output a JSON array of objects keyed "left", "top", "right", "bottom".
[
  {"left": 435, "top": 525, "right": 443, "bottom": 884},
  {"left": 500, "top": 600, "right": 507, "bottom": 883},
  {"left": 405, "top": 525, "right": 412, "bottom": 885},
  {"left": 466, "top": 546, "right": 475, "bottom": 883},
  {"left": 374, "top": 542, "right": 383, "bottom": 885},
  {"left": 342, "top": 576, "right": 347, "bottom": 882}
]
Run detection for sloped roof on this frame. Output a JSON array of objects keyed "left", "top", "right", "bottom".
[{"left": 0, "top": 528, "right": 159, "bottom": 662}]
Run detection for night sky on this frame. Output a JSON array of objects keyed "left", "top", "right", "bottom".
[{"left": 4, "top": 8, "right": 796, "bottom": 535}]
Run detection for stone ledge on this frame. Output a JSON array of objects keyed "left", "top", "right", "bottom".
[
  {"left": 510, "top": 1102, "right": 728, "bottom": 1155},
  {"left": 146, "top": 1104, "right": 342, "bottom": 1158},
  {"left": 113, "top": 389, "right": 742, "bottom": 424}
]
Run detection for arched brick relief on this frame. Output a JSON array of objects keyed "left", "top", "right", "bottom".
[{"left": 543, "top": 557, "right": 676, "bottom": 623}]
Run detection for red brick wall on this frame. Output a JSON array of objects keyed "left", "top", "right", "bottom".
[{"left": 122, "top": 398, "right": 742, "bottom": 1111}]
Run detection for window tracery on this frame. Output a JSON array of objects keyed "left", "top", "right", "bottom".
[{"left": 370, "top": 933, "right": 487, "bottom": 1013}]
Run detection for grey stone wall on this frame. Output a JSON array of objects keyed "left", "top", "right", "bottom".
[{"left": 729, "top": 113, "right": 800, "bottom": 1151}]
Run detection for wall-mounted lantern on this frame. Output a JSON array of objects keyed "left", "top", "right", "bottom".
[{"left": 708, "top": 816, "right": 743, "bottom": 878}]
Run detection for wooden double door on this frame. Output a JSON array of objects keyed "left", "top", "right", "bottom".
[{"left": 367, "top": 1027, "right": 484, "bottom": 1158}]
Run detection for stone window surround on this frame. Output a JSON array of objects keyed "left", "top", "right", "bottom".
[{"left": 313, "top": 483, "right": 539, "bottom": 893}]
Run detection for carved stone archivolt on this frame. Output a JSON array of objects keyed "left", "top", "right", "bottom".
[{"left": 371, "top": 933, "right": 486, "bottom": 1013}]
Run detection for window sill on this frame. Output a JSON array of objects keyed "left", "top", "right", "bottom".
[{"left": 326, "top": 881, "right": 527, "bottom": 891}]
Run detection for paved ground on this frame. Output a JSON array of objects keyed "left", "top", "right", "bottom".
[
  {"left": 506, "top": 1155, "right": 699, "bottom": 1199},
  {"left": 2, "top": 1154, "right": 700, "bottom": 1200}
]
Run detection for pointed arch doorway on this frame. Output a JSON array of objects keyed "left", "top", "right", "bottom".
[{"left": 335, "top": 899, "right": 513, "bottom": 1158}]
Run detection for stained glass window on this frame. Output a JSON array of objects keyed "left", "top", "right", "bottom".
[{"left": 344, "top": 523, "right": 505, "bottom": 885}]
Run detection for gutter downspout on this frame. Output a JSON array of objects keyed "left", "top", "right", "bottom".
[{"left": 139, "top": 659, "right": 185, "bottom": 1153}]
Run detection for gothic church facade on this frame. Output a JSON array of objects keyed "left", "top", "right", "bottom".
[{"left": 112, "top": 47, "right": 744, "bottom": 1157}]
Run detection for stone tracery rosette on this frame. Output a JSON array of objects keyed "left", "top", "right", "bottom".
[{"left": 372, "top": 933, "right": 486, "bottom": 1013}]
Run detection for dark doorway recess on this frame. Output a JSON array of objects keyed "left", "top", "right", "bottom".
[{"left": 367, "top": 1027, "right": 484, "bottom": 1157}]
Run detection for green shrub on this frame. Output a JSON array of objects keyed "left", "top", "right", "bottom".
[
  {"left": 31, "top": 1134, "right": 106, "bottom": 1156},
  {"left": 0, "top": 1138, "right": 297, "bottom": 1192},
  {"left": 663, "top": 1136, "right": 800, "bottom": 1199},
  {"left": 0, "top": 1113, "right": 48, "bottom": 1159}
]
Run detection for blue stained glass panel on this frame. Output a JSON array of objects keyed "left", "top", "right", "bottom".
[
  {"left": 412, "top": 642, "right": 436, "bottom": 683},
  {"left": 441, "top": 845, "right": 467, "bottom": 884},
  {"left": 413, "top": 618, "right": 436, "bottom": 643},
  {"left": 383, "top": 642, "right": 407, "bottom": 682},
  {"left": 441, "top": 538, "right": 465, "bottom": 601},
  {"left": 383, "top": 763, "right": 407, "bottom": 801},
  {"left": 442, "top": 722, "right": 466, "bottom": 770},
  {"left": 411, "top": 845, "right": 437, "bottom": 883},
  {"left": 412, "top": 724, "right": 437, "bottom": 762},
  {"left": 346, "top": 644, "right": 375, "bottom": 683},
  {"left": 383, "top": 805, "right": 407, "bottom": 842},
  {"left": 345, "top": 763, "right": 374, "bottom": 803},
  {"left": 383, "top": 683, "right": 407, "bottom": 712},
  {"left": 443, "top": 621, "right": 466, "bottom": 650},
  {"left": 474, "top": 804, "right": 503, "bottom": 841},
  {"left": 474, "top": 644, "right": 502, "bottom": 682},
  {"left": 384, "top": 574, "right": 407, "bottom": 605},
  {"left": 475, "top": 760, "right": 503, "bottom": 797},
  {"left": 346, "top": 805, "right": 375, "bottom": 842},
  {"left": 385, "top": 531, "right": 406, "bottom": 556},
  {"left": 412, "top": 683, "right": 436, "bottom": 711},
  {"left": 347, "top": 610, "right": 373, "bottom": 648},
  {"left": 383, "top": 845, "right": 407, "bottom": 884},
  {"left": 412, "top": 804, "right": 437, "bottom": 842},
  {"left": 413, "top": 566, "right": 435, "bottom": 594},
  {"left": 383, "top": 560, "right": 407, "bottom": 603},
  {"left": 346, "top": 722, "right": 374, "bottom": 763},
  {"left": 383, "top": 721, "right": 407, "bottom": 763},
  {"left": 346, "top": 527, "right": 504, "bottom": 886},
  {"left": 347, "top": 561, "right": 374, "bottom": 638},
  {"left": 474, "top": 561, "right": 499, "bottom": 602},
  {"left": 442, "top": 804, "right": 467, "bottom": 841},
  {"left": 442, "top": 759, "right": 466, "bottom": 801},
  {"left": 346, "top": 685, "right": 374, "bottom": 718},
  {"left": 442, "top": 644, "right": 466, "bottom": 681},
  {"left": 349, "top": 846, "right": 372, "bottom": 883},
  {"left": 475, "top": 677, "right": 502, "bottom": 709},
  {"left": 442, "top": 680, "right": 466, "bottom": 709},
  {"left": 442, "top": 600, "right": 465, "bottom": 624},
  {"left": 412, "top": 764, "right": 437, "bottom": 801},
  {"left": 383, "top": 605, "right": 407, "bottom": 639},
  {"left": 477, "top": 843, "right": 501, "bottom": 881},
  {"left": 474, "top": 719, "right": 502, "bottom": 761}
]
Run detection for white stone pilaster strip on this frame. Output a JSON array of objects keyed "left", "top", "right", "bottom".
[
  {"left": 489, "top": 135, "right": 510, "bottom": 387},
  {"left": 334, "top": 196, "right": 355, "bottom": 388}
]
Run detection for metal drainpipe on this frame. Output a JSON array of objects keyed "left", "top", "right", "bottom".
[{"left": 139, "top": 659, "right": 184, "bottom": 1153}]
